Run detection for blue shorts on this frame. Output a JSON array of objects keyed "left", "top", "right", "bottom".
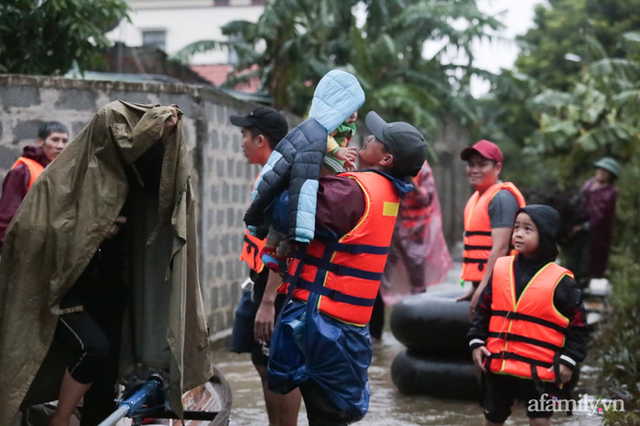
[{"left": 230, "top": 271, "right": 286, "bottom": 366}]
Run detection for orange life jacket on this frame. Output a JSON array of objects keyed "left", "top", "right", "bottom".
[
  {"left": 11, "top": 157, "right": 45, "bottom": 191},
  {"left": 398, "top": 189, "right": 432, "bottom": 230},
  {"left": 486, "top": 256, "right": 572, "bottom": 382},
  {"left": 239, "top": 176, "right": 266, "bottom": 273},
  {"left": 285, "top": 171, "right": 400, "bottom": 326},
  {"left": 461, "top": 182, "right": 525, "bottom": 282}
]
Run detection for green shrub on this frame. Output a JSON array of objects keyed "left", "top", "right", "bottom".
[{"left": 594, "top": 254, "right": 640, "bottom": 425}]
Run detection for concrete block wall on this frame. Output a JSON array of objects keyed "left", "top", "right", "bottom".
[
  {"left": 0, "top": 74, "right": 468, "bottom": 336},
  {"left": 0, "top": 74, "right": 286, "bottom": 335}
]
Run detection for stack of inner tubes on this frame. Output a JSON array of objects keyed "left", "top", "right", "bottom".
[{"left": 390, "top": 291, "right": 481, "bottom": 400}]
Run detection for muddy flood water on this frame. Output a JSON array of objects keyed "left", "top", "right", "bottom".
[
  {"left": 213, "top": 333, "right": 603, "bottom": 426},
  {"left": 212, "top": 269, "right": 605, "bottom": 426}
]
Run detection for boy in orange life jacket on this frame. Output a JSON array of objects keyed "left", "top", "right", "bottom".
[
  {"left": 0, "top": 122, "right": 69, "bottom": 252},
  {"left": 468, "top": 205, "right": 588, "bottom": 426}
]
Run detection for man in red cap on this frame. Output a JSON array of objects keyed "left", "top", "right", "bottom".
[{"left": 457, "top": 140, "right": 525, "bottom": 314}]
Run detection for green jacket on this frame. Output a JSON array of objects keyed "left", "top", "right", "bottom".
[{"left": 0, "top": 101, "right": 213, "bottom": 423}]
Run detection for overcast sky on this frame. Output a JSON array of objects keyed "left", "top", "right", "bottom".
[
  {"left": 469, "top": 0, "right": 545, "bottom": 96},
  {"left": 452, "top": 0, "right": 545, "bottom": 97}
]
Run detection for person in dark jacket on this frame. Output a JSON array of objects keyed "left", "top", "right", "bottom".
[
  {"left": 468, "top": 205, "right": 588, "bottom": 426},
  {"left": 567, "top": 157, "right": 619, "bottom": 283},
  {"left": 0, "top": 122, "right": 69, "bottom": 251}
]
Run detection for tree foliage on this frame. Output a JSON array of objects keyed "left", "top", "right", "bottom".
[
  {"left": 175, "top": 0, "right": 502, "bottom": 141},
  {"left": 526, "top": 37, "right": 640, "bottom": 184},
  {"left": 517, "top": 27, "right": 640, "bottom": 421},
  {"left": 515, "top": 0, "right": 640, "bottom": 91},
  {"left": 0, "top": 0, "right": 130, "bottom": 75}
]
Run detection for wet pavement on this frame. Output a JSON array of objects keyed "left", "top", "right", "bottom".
[{"left": 213, "top": 264, "right": 604, "bottom": 425}]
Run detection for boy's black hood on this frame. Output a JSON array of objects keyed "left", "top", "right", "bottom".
[{"left": 519, "top": 204, "right": 560, "bottom": 263}]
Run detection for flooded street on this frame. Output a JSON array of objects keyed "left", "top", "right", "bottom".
[
  {"left": 213, "top": 265, "right": 604, "bottom": 426},
  {"left": 213, "top": 331, "right": 602, "bottom": 425}
]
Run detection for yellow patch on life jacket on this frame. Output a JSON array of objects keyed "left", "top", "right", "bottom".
[{"left": 383, "top": 201, "right": 399, "bottom": 217}]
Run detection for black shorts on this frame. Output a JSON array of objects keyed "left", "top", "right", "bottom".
[
  {"left": 230, "top": 269, "right": 286, "bottom": 367},
  {"left": 482, "top": 373, "right": 557, "bottom": 423}
]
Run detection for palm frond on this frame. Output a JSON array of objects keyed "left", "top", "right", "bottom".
[{"left": 172, "top": 39, "right": 228, "bottom": 62}]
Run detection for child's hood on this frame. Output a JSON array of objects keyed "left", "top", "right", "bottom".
[
  {"left": 308, "top": 70, "right": 365, "bottom": 134},
  {"left": 519, "top": 204, "right": 560, "bottom": 261}
]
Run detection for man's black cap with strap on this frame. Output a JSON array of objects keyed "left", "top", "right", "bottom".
[{"left": 230, "top": 106, "right": 289, "bottom": 143}]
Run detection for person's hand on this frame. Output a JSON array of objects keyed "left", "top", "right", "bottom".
[
  {"left": 469, "top": 290, "right": 482, "bottom": 318},
  {"left": 456, "top": 285, "right": 475, "bottom": 302},
  {"left": 569, "top": 224, "right": 583, "bottom": 237},
  {"left": 344, "top": 161, "right": 357, "bottom": 172},
  {"left": 334, "top": 147, "right": 357, "bottom": 171},
  {"left": 552, "top": 364, "right": 573, "bottom": 384},
  {"left": 472, "top": 346, "right": 491, "bottom": 374},
  {"left": 347, "top": 111, "right": 358, "bottom": 124},
  {"left": 334, "top": 146, "right": 357, "bottom": 162},
  {"left": 161, "top": 107, "right": 179, "bottom": 141},
  {"left": 105, "top": 216, "right": 127, "bottom": 239},
  {"left": 254, "top": 299, "right": 276, "bottom": 342}
]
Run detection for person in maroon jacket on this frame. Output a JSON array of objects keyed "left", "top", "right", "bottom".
[{"left": 0, "top": 122, "right": 69, "bottom": 251}]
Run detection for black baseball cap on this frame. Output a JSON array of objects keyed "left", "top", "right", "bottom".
[
  {"left": 365, "top": 111, "right": 427, "bottom": 178},
  {"left": 230, "top": 106, "right": 289, "bottom": 143}
]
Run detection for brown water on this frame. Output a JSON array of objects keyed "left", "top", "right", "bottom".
[
  {"left": 213, "top": 333, "right": 603, "bottom": 425},
  {"left": 213, "top": 324, "right": 603, "bottom": 425},
  {"left": 214, "top": 265, "right": 603, "bottom": 425}
]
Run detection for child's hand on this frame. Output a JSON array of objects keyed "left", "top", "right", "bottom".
[
  {"left": 551, "top": 364, "right": 573, "bottom": 384},
  {"left": 472, "top": 346, "right": 491, "bottom": 373},
  {"left": 344, "top": 162, "right": 357, "bottom": 172},
  {"left": 347, "top": 111, "right": 358, "bottom": 124},
  {"left": 334, "top": 146, "right": 357, "bottom": 162}
]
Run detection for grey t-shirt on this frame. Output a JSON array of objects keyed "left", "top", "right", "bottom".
[{"left": 488, "top": 189, "right": 520, "bottom": 228}]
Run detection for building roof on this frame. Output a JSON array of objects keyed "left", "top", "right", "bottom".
[{"left": 190, "top": 64, "right": 261, "bottom": 93}]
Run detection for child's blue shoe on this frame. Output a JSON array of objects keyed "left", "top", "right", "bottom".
[{"left": 260, "top": 247, "right": 284, "bottom": 273}]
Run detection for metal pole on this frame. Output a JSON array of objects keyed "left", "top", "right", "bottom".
[
  {"left": 97, "top": 379, "right": 162, "bottom": 426},
  {"left": 97, "top": 405, "right": 129, "bottom": 426}
]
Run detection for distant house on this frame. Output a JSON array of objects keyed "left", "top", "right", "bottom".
[
  {"left": 106, "top": 0, "right": 267, "bottom": 65},
  {"left": 103, "top": 0, "right": 269, "bottom": 102},
  {"left": 190, "top": 64, "right": 261, "bottom": 93}
]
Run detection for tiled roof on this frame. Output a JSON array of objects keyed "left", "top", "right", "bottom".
[{"left": 190, "top": 64, "right": 261, "bottom": 93}]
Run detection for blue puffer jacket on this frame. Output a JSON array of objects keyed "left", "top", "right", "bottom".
[{"left": 244, "top": 70, "right": 365, "bottom": 243}]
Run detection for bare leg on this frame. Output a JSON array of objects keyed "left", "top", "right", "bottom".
[
  {"left": 255, "top": 364, "right": 301, "bottom": 426},
  {"left": 49, "top": 369, "right": 91, "bottom": 426},
  {"left": 529, "top": 418, "right": 551, "bottom": 426},
  {"left": 276, "top": 385, "right": 301, "bottom": 426}
]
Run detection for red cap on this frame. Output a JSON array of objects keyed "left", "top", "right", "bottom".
[{"left": 460, "top": 140, "right": 503, "bottom": 163}]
